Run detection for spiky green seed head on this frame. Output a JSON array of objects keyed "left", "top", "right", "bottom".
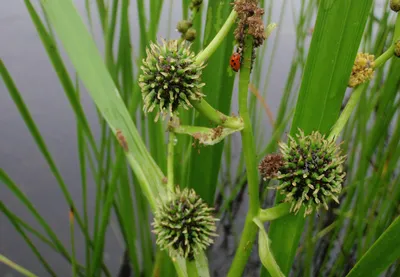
[
  {"left": 394, "top": 40, "right": 400, "bottom": 57},
  {"left": 152, "top": 188, "right": 217, "bottom": 260},
  {"left": 390, "top": 0, "right": 400, "bottom": 12},
  {"left": 139, "top": 40, "right": 205, "bottom": 121},
  {"left": 274, "top": 130, "right": 346, "bottom": 216}
]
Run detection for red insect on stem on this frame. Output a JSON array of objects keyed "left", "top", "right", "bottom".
[{"left": 230, "top": 52, "right": 241, "bottom": 72}]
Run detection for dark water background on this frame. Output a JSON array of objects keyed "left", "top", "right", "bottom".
[{"left": 0, "top": 0, "right": 361, "bottom": 275}]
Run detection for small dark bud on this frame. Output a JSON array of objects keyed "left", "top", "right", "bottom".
[
  {"left": 176, "top": 20, "right": 192, "bottom": 34},
  {"left": 184, "top": 28, "right": 197, "bottom": 42},
  {"left": 190, "top": 0, "right": 203, "bottom": 11},
  {"left": 390, "top": 0, "right": 400, "bottom": 12}
]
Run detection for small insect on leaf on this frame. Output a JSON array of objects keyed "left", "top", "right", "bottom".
[{"left": 116, "top": 129, "right": 129, "bottom": 152}]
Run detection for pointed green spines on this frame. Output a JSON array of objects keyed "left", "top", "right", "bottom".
[
  {"left": 139, "top": 40, "right": 205, "bottom": 121},
  {"left": 260, "top": 130, "right": 346, "bottom": 216},
  {"left": 152, "top": 188, "right": 218, "bottom": 260}
]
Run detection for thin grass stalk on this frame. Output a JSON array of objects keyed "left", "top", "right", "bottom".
[
  {"left": 0, "top": 204, "right": 57, "bottom": 277},
  {"left": 75, "top": 76, "right": 91, "bottom": 275},
  {"left": 0, "top": 255, "right": 39, "bottom": 277},
  {"left": 23, "top": 0, "right": 98, "bottom": 158}
]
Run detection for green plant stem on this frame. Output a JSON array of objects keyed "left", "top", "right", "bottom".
[
  {"left": 258, "top": 203, "right": 291, "bottom": 222},
  {"left": 186, "top": 260, "right": 199, "bottom": 277},
  {"left": 374, "top": 43, "right": 395, "bottom": 68},
  {"left": 328, "top": 84, "right": 366, "bottom": 141},
  {"left": 191, "top": 99, "right": 243, "bottom": 129},
  {"left": 227, "top": 35, "right": 259, "bottom": 277},
  {"left": 0, "top": 254, "right": 38, "bottom": 277},
  {"left": 195, "top": 10, "right": 237, "bottom": 64},
  {"left": 168, "top": 131, "right": 175, "bottom": 192}
]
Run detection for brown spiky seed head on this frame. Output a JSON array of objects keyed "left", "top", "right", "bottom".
[
  {"left": 152, "top": 188, "right": 218, "bottom": 260},
  {"left": 348, "top": 52, "right": 375, "bottom": 88},
  {"left": 275, "top": 130, "right": 346, "bottom": 216},
  {"left": 139, "top": 40, "right": 205, "bottom": 121},
  {"left": 259, "top": 154, "right": 285, "bottom": 180}
]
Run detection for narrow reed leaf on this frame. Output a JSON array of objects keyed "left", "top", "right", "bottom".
[
  {"left": 0, "top": 204, "right": 57, "bottom": 277},
  {"left": 0, "top": 59, "right": 87, "bottom": 239},
  {"left": 38, "top": 0, "right": 166, "bottom": 208},
  {"left": 23, "top": 0, "right": 98, "bottom": 157},
  {"left": 90, "top": 149, "right": 125, "bottom": 276},
  {"left": 0, "top": 169, "right": 72, "bottom": 264},
  {"left": 0, "top": 254, "right": 39, "bottom": 277},
  {"left": 346, "top": 216, "right": 400, "bottom": 277}
]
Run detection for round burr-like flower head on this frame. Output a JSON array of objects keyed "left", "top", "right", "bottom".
[
  {"left": 152, "top": 188, "right": 217, "bottom": 260},
  {"left": 139, "top": 40, "right": 205, "bottom": 121},
  {"left": 260, "top": 130, "right": 346, "bottom": 216}
]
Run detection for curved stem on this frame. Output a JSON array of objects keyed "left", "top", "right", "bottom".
[
  {"left": 195, "top": 10, "right": 237, "bottom": 64},
  {"left": 258, "top": 203, "right": 291, "bottom": 222},
  {"left": 191, "top": 99, "right": 244, "bottom": 130},
  {"left": 227, "top": 35, "right": 260, "bottom": 277},
  {"left": 328, "top": 84, "right": 366, "bottom": 141},
  {"left": 374, "top": 44, "right": 395, "bottom": 68},
  {"left": 167, "top": 131, "right": 176, "bottom": 192}
]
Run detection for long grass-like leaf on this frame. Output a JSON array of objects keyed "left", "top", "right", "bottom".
[{"left": 346, "top": 216, "right": 400, "bottom": 277}]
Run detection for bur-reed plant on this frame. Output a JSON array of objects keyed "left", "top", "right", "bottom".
[{"left": 1, "top": 0, "right": 400, "bottom": 276}]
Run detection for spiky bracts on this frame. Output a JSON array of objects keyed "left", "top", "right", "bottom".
[
  {"left": 260, "top": 130, "right": 346, "bottom": 216},
  {"left": 139, "top": 40, "right": 205, "bottom": 121},
  {"left": 348, "top": 52, "right": 375, "bottom": 88},
  {"left": 152, "top": 188, "right": 217, "bottom": 260}
]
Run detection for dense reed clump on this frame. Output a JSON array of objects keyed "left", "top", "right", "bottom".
[
  {"left": 260, "top": 130, "right": 346, "bottom": 216},
  {"left": 152, "top": 188, "right": 217, "bottom": 260},
  {"left": 139, "top": 40, "right": 205, "bottom": 121}
]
